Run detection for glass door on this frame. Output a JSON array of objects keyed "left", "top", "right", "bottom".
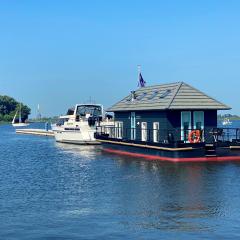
[
  {"left": 193, "top": 111, "right": 204, "bottom": 130},
  {"left": 130, "top": 112, "right": 136, "bottom": 140},
  {"left": 193, "top": 111, "right": 204, "bottom": 140},
  {"left": 141, "top": 122, "right": 147, "bottom": 141},
  {"left": 181, "top": 111, "right": 191, "bottom": 142}
]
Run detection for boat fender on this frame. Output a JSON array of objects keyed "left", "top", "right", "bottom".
[{"left": 188, "top": 130, "right": 201, "bottom": 143}]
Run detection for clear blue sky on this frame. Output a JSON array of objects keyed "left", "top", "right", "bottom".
[{"left": 1, "top": 0, "right": 240, "bottom": 117}]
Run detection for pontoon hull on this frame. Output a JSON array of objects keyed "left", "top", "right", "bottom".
[{"left": 98, "top": 139, "right": 240, "bottom": 162}]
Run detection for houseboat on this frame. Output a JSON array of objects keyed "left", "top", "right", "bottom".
[{"left": 95, "top": 82, "right": 240, "bottom": 162}]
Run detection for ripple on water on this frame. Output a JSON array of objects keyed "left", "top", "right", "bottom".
[{"left": 1, "top": 124, "right": 240, "bottom": 239}]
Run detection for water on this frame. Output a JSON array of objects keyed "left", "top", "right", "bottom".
[{"left": 1, "top": 122, "right": 240, "bottom": 239}]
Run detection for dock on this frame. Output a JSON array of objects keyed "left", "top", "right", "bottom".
[{"left": 16, "top": 128, "right": 54, "bottom": 137}]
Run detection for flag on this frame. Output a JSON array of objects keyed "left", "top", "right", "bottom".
[{"left": 138, "top": 73, "right": 146, "bottom": 87}]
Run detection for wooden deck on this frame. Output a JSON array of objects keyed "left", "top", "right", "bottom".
[{"left": 16, "top": 128, "right": 54, "bottom": 137}]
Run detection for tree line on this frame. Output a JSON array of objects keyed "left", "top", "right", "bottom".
[{"left": 0, "top": 95, "right": 31, "bottom": 122}]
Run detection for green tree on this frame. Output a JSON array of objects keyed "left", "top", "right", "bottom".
[
  {"left": 19, "top": 104, "right": 31, "bottom": 122},
  {"left": 0, "top": 95, "right": 31, "bottom": 122}
]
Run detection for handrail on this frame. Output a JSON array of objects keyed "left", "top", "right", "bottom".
[{"left": 96, "top": 126, "right": 240, "bottom": 144}]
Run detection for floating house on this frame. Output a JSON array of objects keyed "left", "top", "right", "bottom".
[{"left": 96, "top": 82, "right": 240, "bottom": 162}]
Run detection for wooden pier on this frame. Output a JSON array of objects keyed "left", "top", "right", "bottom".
[{"left": 16, "top": 128, "right": 54, "bottom": 137}]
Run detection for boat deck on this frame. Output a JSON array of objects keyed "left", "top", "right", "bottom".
[{"left": 95, "top": 126, "right": 240, "bottom": 162}]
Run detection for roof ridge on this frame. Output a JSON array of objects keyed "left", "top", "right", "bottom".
[{"left": 166, "top": 82, "right": 183, "bottom": 109}]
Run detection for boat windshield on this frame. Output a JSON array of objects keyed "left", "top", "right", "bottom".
[{"left": 76, "top": 105, "right": 102, "bottom": 118}]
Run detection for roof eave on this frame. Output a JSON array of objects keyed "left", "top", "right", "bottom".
[{"left": 107, "top": 106, "right": 232, "bottom": 112}]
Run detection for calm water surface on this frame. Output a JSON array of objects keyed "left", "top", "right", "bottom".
[{"left": 1, "top": 122, "right": 240, "bottom": 239}]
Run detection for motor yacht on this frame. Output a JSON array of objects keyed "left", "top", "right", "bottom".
[
  {"left": 222, "top": 118, "right": 232, "bottom": 126},
  {"left": 52, "top": 104, "right": 113, "bottom": 145}
]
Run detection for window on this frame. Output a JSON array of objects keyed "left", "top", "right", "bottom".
[
  {"left": 141, "top": 122, "right": 147, "bottom": 141},
  {"left": 153, "top": 122, "right": 159, "bottom": 143},
  {"left": 76, "top": 105, "right": 102, "bottom": 118}
]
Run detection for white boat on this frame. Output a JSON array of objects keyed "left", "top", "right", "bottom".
[
  {"left": 53, "top": 104, "right": 113, "bottom": 145},
  {"left": 222, "top": 118, "right": 232, "bottom": 126},
  {"left": 12, "top": 104, "right": 29, "bottom": 127}
]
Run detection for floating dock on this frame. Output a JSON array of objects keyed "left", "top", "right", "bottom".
[{"left": 16, "top": 128, "right": 54, "bottom": 137}]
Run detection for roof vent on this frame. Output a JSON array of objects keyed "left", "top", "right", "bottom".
[{"left": 131, "top": 91, "right": 137, "bottom": 101}]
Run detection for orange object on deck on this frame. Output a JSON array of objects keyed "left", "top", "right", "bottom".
[{"left": 188, "top": 130, "right": 201, "bottom": 143}]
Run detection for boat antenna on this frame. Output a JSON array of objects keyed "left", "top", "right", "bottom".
[{"left": 88, "top": 96, "right": 95, "bottom": 104}]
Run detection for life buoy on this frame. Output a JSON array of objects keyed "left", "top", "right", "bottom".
[{"left": 188, "top": 130, "right": 201, "bottom": 143}]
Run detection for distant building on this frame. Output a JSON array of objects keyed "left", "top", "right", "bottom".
[{"left": 37, "top": 104, "right": 41, "bottom": 120}]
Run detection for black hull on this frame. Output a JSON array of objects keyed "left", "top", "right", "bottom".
[{"left": 99, "top": 139, "right": 240, "bottom": 162}]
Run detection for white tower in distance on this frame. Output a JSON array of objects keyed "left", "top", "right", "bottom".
[{"left": 37, "top": 104, "right": 41, "bottom": 120}]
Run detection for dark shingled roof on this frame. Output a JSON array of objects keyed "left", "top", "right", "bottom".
[{"left": 107, "top": 82, "right": 231, "bottom": 112}]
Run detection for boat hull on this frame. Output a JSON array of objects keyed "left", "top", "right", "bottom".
[
  {"left": 99, "top": 139, "right": 240, "bottom": 162},
  {"left": 12, "top": 123, "right": 29, "bottom": 127},
  {"left": 55, "top": 139, "right": 100, "bottom": 145},
  {"left": 53, "top": 129, "right": 100, "bottom": 145}
]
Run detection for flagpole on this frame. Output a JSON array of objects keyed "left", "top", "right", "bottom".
[
  {"left": 137, "top": 65, "right": 141, "bottom": 87},
  {"left": 137, "top": 64, "right": 141, "bottom": 76}
]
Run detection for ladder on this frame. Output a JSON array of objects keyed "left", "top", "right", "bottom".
[{"left": 205, "top": 144, "right": 217, "bottom": 157}]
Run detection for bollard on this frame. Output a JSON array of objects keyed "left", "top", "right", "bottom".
[{"left": 45, "top": 122, "right": 49, "bottom": 131}]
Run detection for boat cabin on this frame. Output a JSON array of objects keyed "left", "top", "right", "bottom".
[
  {"left": 101, "top": 82, "right": 231, "bottom": 144},
  {"left": 56, "top": 104, "right": 104, "bottom": 127}
]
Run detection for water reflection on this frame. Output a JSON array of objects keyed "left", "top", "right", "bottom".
[
  {"left": 101, "top": 151, "right": 229, "bottom": 232},
  {"left": 55, "top": 142, "right": 102, "bottom": 159}
]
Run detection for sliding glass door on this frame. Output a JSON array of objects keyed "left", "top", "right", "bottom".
[
  {"left": 193, "top": 111, "right": 204, "bottom": 140},
  {"left": 181, "top": 111, "right": 191, "bottom": 142}
]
